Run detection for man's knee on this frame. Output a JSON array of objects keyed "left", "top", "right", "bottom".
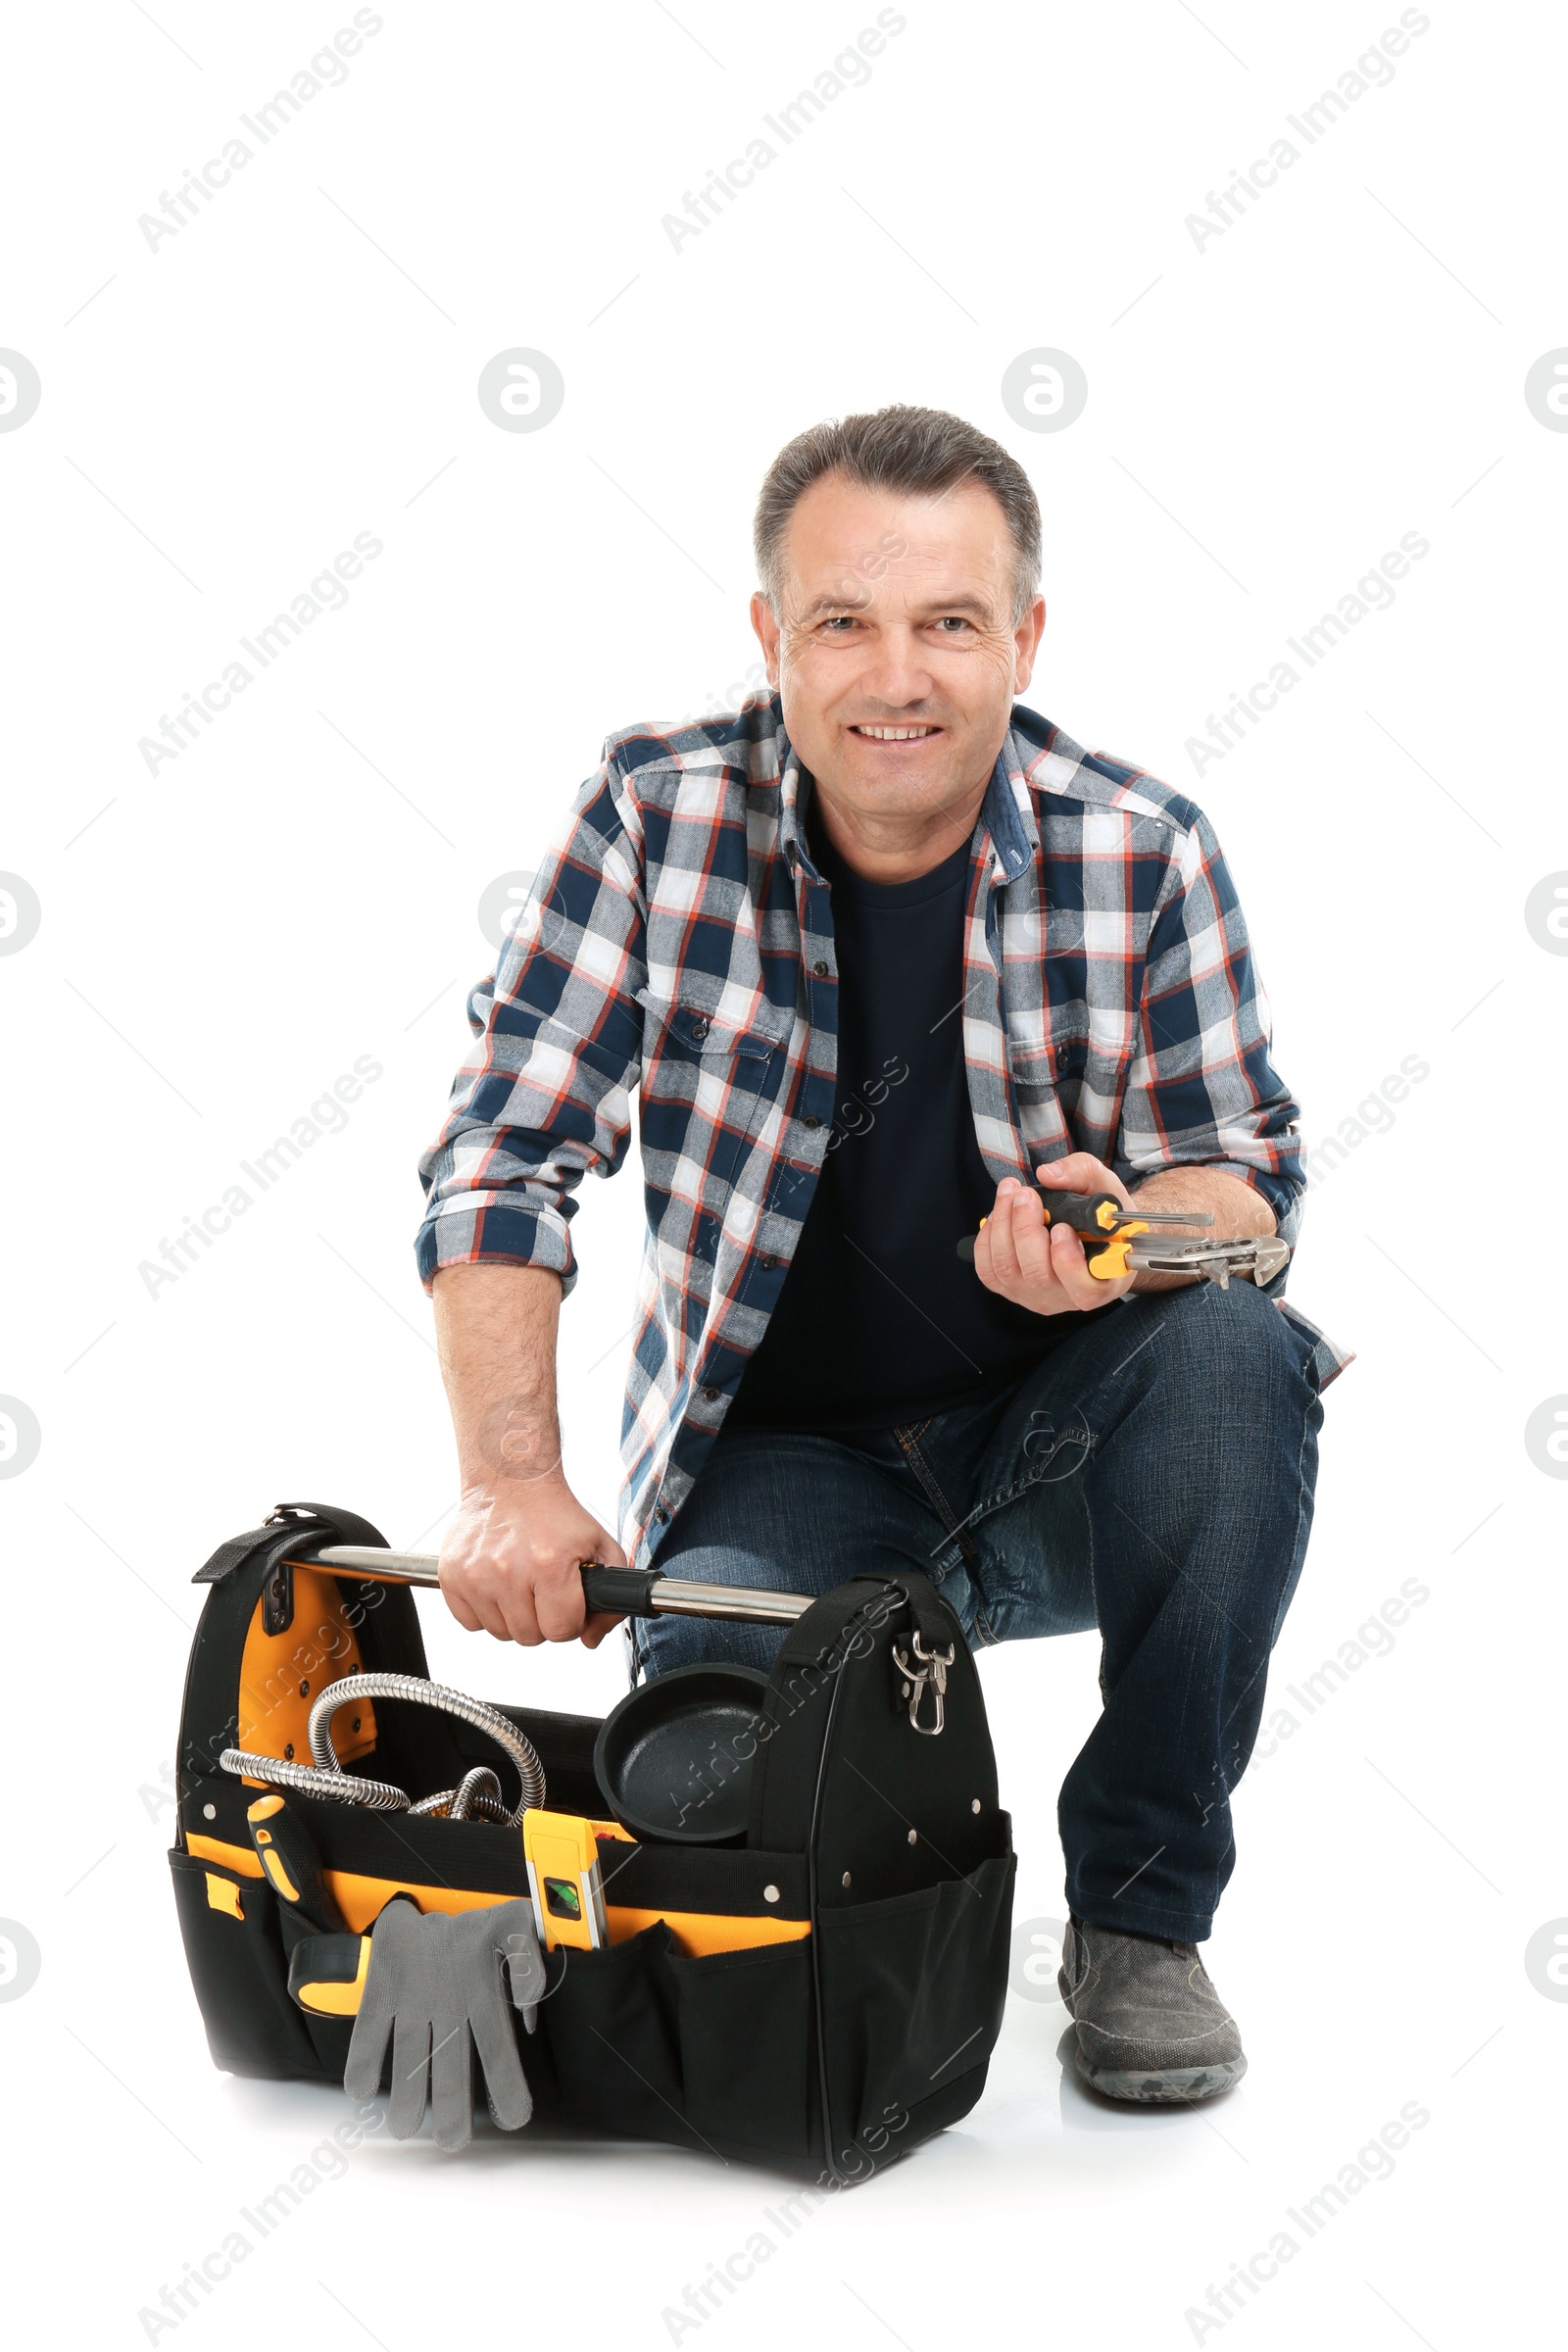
[
  {"left": 1131, "top": 1277, "right": 1312, "bottom": 1402},
  {"left": 633, "top": 1606, "right": 786, "bottom": 1681}
]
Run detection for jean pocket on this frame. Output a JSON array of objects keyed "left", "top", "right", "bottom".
[{"left": 1014, "top": 1407, "right": 1094, "bottom": 1483}]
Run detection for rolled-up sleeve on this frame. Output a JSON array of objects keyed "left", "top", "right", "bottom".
[
  {"left": 1113, "top": 810, "right": 1303, "bottom": 1234},
  {"left": 416, "top": 759, "right": 647, "bottom": 1295}
]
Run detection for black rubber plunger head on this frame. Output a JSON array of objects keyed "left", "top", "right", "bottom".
[{"left": 593, "top": 1664, "right": 771, "bottom": 1844}]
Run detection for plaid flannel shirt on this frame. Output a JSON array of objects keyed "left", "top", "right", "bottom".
[{"left": 417, "top": 696, "right": 1345, "bottom": 1569}]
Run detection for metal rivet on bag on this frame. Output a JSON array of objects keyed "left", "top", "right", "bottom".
[
  {"left": 299, "top": 1679, "right": 310, "bottom": 1696},
  {"left": 762, "top": 1884, "right": 779, "bottom": 1903},
  {"left": 203, "top": 1803, "right": 217, "bottom": 1820},
  {"left": 971, "top": 1798, "right": 982, "bottom": 1813},
  {"left": 351, "top": 1717, "right": 362, "bottom": 1733},
  {"left": 283, "top": 1742, "right": 295, "bottom": 1760},
  {"left": 841, "top": 1872, "right": 852, "bottom": 1888},
  {"left": 906, "top": 1829, "right": 917, "bottom": 1845}
]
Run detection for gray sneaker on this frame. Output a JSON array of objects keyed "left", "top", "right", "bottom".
[{"left": 1058, "top": 1915, "right": 1248, "bottom": 2103}]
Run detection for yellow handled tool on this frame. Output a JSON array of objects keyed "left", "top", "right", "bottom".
[
  {"left": 247, "top": 1790, "right": 346, "bottom": 1932},
  {"left": 523, "top": 1809, "right": 612, "bottom": 1952},
  {"left": 957, "top": 1186, "right": 1211, "bottom": 1280},
  {"left": 288, "top": 1931, "right": 372, "bottom": 2017}
]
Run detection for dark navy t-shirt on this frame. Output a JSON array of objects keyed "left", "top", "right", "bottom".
[{"left": 729, "top": 806, "right": 1093, "bottom": 1433}]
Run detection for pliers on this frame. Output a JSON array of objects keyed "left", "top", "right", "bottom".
[{"left": 958, "top": 1186, "right": 1290, "bottom": 1289}]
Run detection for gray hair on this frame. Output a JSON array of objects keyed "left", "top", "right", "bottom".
[{"left": 754, "top": 403, "right": 1042, "bottom": 622}]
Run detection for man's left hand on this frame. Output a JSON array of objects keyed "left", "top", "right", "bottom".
[{"left": 971, "top": 1152, "right": 1137, "bottom": 1316}]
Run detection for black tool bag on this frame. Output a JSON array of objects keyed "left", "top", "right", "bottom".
[{"left": 171, "top": 1503, "right": 1015, "bottom": 2184}]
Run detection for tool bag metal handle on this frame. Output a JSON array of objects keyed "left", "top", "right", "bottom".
[{"left": 303, "top": 1546, "right": 813, "bottom": 1628}]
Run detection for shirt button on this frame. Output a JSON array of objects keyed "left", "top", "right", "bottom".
[
  {"left": 803, "top": 1114, "right": 822, "bottom": 1130},
  {"left": 654, "top": 1503, "right": 670, "bottom": 1524},
  {"left": 760, "top": 1254, "right": 778, "bottom": 1270},
  {"left": 690, "top": 1017, "right": 710, "bottom": 1042},
  {"left": 812, "top": 960, "right": 830, "bottom": 977},
  {"left": 701, "top": 1385, "right": 720, "bottom": 1403}
]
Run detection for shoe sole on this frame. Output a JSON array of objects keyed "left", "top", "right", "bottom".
[{"left": 1073, "top": 2052, "right": 1248, "bottom": 2104}]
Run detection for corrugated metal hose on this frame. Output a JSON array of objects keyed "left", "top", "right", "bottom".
[{"left": 219, "top": 1670, "right": 547, "bottom": 1821}]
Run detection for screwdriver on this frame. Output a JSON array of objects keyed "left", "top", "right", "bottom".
[
  {"left": 247, "top": 1791, "right": 347, "bottom": 1933},
  {"left": 957, "top": 1186, "right": 1212, "bottom": 1280}
]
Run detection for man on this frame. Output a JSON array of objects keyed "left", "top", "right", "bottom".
[{"left": 416, "top": 405, "right": 1344, "bottom": 2105}]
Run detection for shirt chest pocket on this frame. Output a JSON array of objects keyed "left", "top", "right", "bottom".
[
  {"left": 1008, "top": 1015, "right": 1136, "bottom": 1162},
  {"left": 1008, "top": 1021, "right": 1087, "bottom": 1105},
  {"left": 641, "top": 995, "right": 787, "bottom": 1078},
  {"left": 638, "top": 995, "right": 791, "bottom": 1211}
]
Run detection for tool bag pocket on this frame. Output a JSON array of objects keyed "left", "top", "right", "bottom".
[
  {"left": 815, "top": 1850, "right": 1016, "bottom": 2167},
  {"left": 169, "top": 1849, "right": 330, "bottom": 2082},
  {"left": 536, "top": 1922, "right": 688, "bottom": 2142},
  {"left": 275, "top": 1902, "right": 357, "bottom": 2079},
  {"left": 536, "top": 1922, "right": 817, "bottom": 2167},
  {"left": 669, "top": 1934, "right": 815, "bottom": 2163}
]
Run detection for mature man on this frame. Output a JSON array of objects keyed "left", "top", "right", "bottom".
[{"left": 416, "top": 405, "right": 1343, "bottom": 2104}]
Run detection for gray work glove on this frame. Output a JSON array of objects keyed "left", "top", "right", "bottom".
[{"left": 344, "top": 1897, "right": 547, "bottom": 2152}]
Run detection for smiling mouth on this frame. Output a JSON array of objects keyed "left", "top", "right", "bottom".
[{"left": 850, "top": 723, "right": 942, "bottom": 741}]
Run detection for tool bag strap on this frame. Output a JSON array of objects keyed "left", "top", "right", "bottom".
[
  {"left": 745, "top": 1570, "right": 961, "bottom": 1855},
  {"left": 843, "top": 1568, "right": 954, "bottom": 1654},
  {"left": 760, "top": 1570, "right": 947, "bottom": 1685},
  {"left": 194, "top": 1499, "right": 389, "bottom": 1586},
  {"left": 177, "top": 1500, "right": 422, "bottom": 1812},
  {"left": 193, "top": 1499, "right": 392, "bottom": 1636}
]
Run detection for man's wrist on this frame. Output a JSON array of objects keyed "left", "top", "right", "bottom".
[
  {"left": 463, "top": 1389, "right": 564, "bottom": 1486},
  {"left": 456, "top": 1468, "right": 572, "bottom": 1508}
]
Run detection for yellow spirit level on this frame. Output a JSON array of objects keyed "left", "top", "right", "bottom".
[{"left": 522, "top": 1809, "right": 612, "bottom": 1951}]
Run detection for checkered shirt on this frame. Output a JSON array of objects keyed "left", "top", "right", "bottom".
[{"left": 416, "top": 696, "right": 1345, "bottom": 1568}]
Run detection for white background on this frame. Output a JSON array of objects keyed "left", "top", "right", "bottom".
[{"left": 1, "top": 2, "right": 1563, "bottom": 2344}]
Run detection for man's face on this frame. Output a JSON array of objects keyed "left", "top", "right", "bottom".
[{"left": 751, "top": 472, "right": 1045, "bottom": 830}]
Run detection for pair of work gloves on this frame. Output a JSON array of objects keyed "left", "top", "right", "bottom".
[{"left": 344, "top": 1896, "right": 549, "bottom": 2153}]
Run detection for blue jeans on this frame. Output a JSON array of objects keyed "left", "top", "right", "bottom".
[{"left": 634, "top": 1277, "right": 1325, "bottom": 1942}]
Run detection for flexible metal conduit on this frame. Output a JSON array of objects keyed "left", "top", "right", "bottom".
[{"left": 307, "top": 1671, "right": 547, "bottom": 1823}]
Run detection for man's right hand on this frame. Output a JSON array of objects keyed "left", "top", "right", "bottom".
[{"left": 437, "top": 1478, "right": 628, "bottom": 1648}]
